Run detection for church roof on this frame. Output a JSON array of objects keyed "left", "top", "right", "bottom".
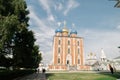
[{"left": 114, "top": 56, "right": 120, "bottom": 59}]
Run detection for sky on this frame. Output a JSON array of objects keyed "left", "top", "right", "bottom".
[{"left": 26, "top": 0, "right": 120, "bottom": 64}]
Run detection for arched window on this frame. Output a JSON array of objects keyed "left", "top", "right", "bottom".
[{"left": 67, "top": 60, "right": 69, "bottom": 65}]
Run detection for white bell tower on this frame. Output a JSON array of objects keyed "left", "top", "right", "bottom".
[{"left": 100, "top": 48, "right": 107, "bottom": 62}]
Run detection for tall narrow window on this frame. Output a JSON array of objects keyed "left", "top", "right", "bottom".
[
  {"left": 77, "top": 41, "right": 80, "bottom": 46},
  {"left": 68, "top": 48, "right": 70, "bottom": 54},
  {"left": 78, "top": 59, "right": 80, "bottom": 64},
  {"left": 78, "top": 48, "right": 80, "bottom": 54},
  {"left": 68, "top": 40, "right": 70, "bottom": 45},
  {"left": 58, "top": 58, "right": 60, "bottom": 64},
  {"left": 58, "top": 47, "right": 60, "bottom": 54},
  {"left": 58, "top": 40, "right": 61, "bottom": 45}
]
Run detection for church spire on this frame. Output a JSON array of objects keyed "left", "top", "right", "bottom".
[
  {"left": 55, "top": 22, "right": 62, "bottom": 36},
  {"left": 70, "top": 23, "right": 77, "bottom": 37},
  {"left": 63, "top": 20, "right": 66, "bottom": 28},
  {"left": 100, "top": 48, "right": 107, "bottom": 62},
  {"left": 62, "top": 20, "right": 69, "bottom": 35}
]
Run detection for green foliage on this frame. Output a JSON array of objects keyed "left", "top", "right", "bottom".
[
  {"left": 0, "top": 0, "right": 41, "bottom": 69},
  {"left": 0, "top": 55, "right": 12, "bottom": 68},
  {"left": 13, "top": 30, "right": 41, "bottom": 68}
]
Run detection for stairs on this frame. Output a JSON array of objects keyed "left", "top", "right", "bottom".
[{"left": 68, "top": 66, "right": 77, "bottom": 71}]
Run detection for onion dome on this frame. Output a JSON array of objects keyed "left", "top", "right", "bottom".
[
  {"left": 62, "top": 21, "right": 69, "bottom": 33},
  {"left": 55, "top": 28, "right": 62, "bottom": 33},
  {"left": 62, "top": 27, "right": 69, "bottom": 33},
  {"left": 70, "top": 30, "right": 77, "bottom": 34},
  {"left": 70, "top": 23, "right": 77, "bottom": 34}
]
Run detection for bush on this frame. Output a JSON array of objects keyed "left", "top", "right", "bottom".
[{"left": 0, "top": 69, "right": 35, "bottom": 80}]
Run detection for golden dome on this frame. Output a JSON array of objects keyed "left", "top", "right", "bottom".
[{"left": 62, "top": 27, "right": 69, "bottom": 33}]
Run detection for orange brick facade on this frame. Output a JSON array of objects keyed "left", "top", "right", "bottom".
[{"left": 49, "top": 25, "right": 89, "bottom": 70}]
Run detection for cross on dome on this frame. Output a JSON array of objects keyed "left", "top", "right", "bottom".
[
  {"left": 57, "top": 22, "right": 61, "bottom": 27},
  {"left": 55, "top": 22, "right": 62, "bottom": 33},
  {"left": 72, "top": 23, "right": 75, "bottom": 28},
  {"left": 63, "top": 20, "right": 66, "bottom": 27},
  {"left": 70, "top": 23, "right": 77, "bottom": 34}
]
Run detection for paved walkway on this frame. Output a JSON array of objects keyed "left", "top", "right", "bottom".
[{"left": 14, "top": 72, "right": 46, "bottom": 80}]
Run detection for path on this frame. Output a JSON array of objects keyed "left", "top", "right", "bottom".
[{"left": 14, "top": 72, "right": 46, "bottom": 80}]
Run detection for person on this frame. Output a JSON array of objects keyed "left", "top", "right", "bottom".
[
  {"left": 109, "top": 64, "right": 114, "bottom": 74},
  {"left": 37, "top": 68, "right": 39, "bottom": 73},
  {"left": 42, "top": 68, "right": 46, "bottom": 73}
]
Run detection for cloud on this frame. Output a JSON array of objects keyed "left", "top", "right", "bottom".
[
  {"left": 116, "top": 25, "right": 120, "bottom": 29},
  {"left": 64, "top": 0, "right": 80, "bottom": 16},
  {"left": 58, "top": 3, "right": 63, "bottom": 10},
  {"left": 47, "top": 14, "right": 55, "bottom": 22},
  {"left": 54, "top": 0, "right": 80, "bottom": 16},
  {"left": 55, "top": 3, "right": 63, "bottom": 11},
  {"left": 28, "top": 5, "right": 55, "bottom": 63},
  {"left": 38, "top": 0, "right": 55, "bottom": 22},
  {"left": 38, "top": 0, "right": 51, "bottom": 14},
  {"left": 80, "top": 29, "right": 120, "bottom": 59}
]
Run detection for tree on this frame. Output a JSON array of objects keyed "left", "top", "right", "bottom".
[
  {"left": 0, "top": 0, "right": 41, "bottom": 69},
  {"left": 13, "top": 29, "right": 42, "bottom": 68},
  {"left": 118, "top": 46, "right": 120, "bottom": 48},
  {"left": 32, "top": 45, "right": 42, "bottom": 68},
  {"left": 0, "top": 0, "right": 19, "bottom": 67}
]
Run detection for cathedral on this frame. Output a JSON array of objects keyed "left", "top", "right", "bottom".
[
  {"left": 49, "top": 22, "right": 89, "bottom": 70},
  {"left": 48, "top": 22, "right": 120, "bottom": 71}
]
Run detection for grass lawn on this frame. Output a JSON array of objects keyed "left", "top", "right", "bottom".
[{"left": 46, "top": 72, "right": 120, "bottom": 80}]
